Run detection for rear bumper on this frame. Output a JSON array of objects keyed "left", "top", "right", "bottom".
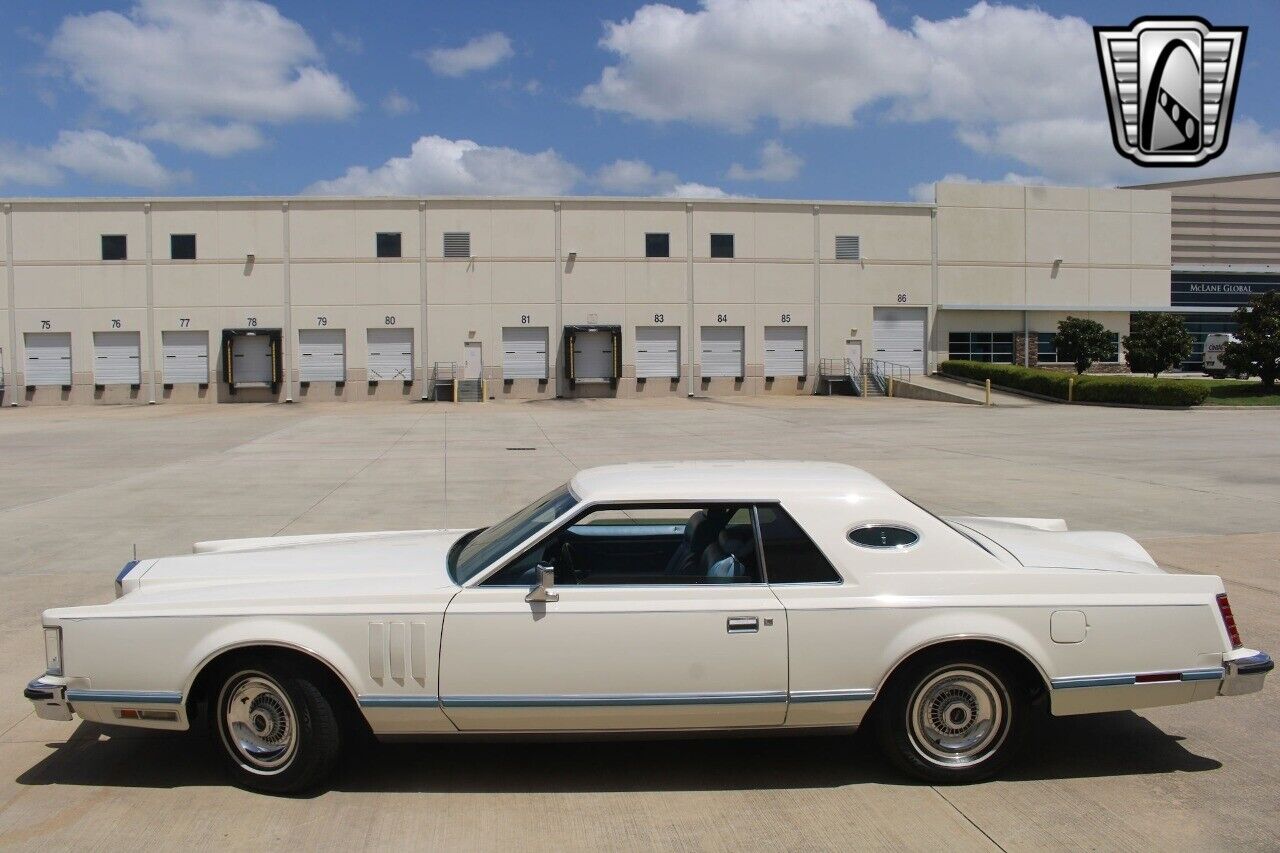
[
  {"left": 24, "top": 675, "right": 73, "bottom": 721},
  {"left": 1220, "top": 651, "right": 1273, "bottom": 697}
]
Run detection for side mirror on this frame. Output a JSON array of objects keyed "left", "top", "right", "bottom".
[{"left": 524, "top": 562, "right": 559, "bottom": 603}]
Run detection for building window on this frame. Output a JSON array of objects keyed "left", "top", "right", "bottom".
[
  {"left": 948, "top": 332, "right": 1014, "bottom": 363},
  {"left": 376, "top": 232, "right": 402, "bottom": 258},
  {"left": 645, "top": 232, "right": 670, "bottom": 258},
  {"left": 835, "top": 235, "right": 861, "bottom": 260},
  {"left": 443, "top": 232, "right": 471, "bottom": 258},
  {"left": 170, "top": 234, "right": 196, "bottom": 260},
  {"left": 101, "top": 235, "right": 127, "bottom": 261},
  {"left": 710, "top": 233, "right": 734, "bottom": 258},
  {"left": 1037, "top": 332, "right": 1121, "bottom": 363}
]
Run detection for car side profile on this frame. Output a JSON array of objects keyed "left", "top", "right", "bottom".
[{"left": 25, "top": 461, "right": 1271, "bottom": 793}]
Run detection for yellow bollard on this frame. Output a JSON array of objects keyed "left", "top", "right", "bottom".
[
  {"left": 482, "top": 378, "right": 488, "bottom": 402},
  {"left": 985, "top": 378, "right": 991, "bottom": 407},
  {"left": 1068, "top": 376, "right": 1074, "bottom": 403},
  {"left": 888, "top": 377, "right": 895, "bottom": 397},
  {"left": 452, "top": 378, "right": 459, "bottom": 402}
]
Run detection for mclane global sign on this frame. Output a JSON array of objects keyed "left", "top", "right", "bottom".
[
  {"left": 1095, "top": 17, "right": 1246, "bottom": 167},
  {"left": 1172, "top": 273, "right": 1280, "bottom": 307}
]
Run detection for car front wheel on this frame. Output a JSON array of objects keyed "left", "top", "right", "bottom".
[
  {"left": 874, "top": 651, "right": 1027, "bottom": 783},
  {"left": 212, "top": 664, "right": 341, "bottom": 793}
]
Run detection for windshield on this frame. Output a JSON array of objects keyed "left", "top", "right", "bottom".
[{"left": 450, "top": 484, "right": 578, "bottom": 583}]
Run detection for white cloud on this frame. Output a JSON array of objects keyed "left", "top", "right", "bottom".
[
  {"left": 666, "top": 182, "right": 731, "bottom": 199},
  {"left": 420, "top": 32, "right": 513, "bottom": 77},
  {"left": 331, "top": 29, "right": 363, "bottom": 55},
  {"left": 581, "top": 0, "right": 920, "bottom": 131},
  {"left": 139, "top": 120, "right": 264, "bottom": 156},
  {"left": 594, "top": 158, "right": 678, "bottom": 193},
  {"left": 0, "top": 130, "right": 185, "bottom": 189},
  {"left": 0, "top": 143, "right": 63, "bottom": 187},
  {"left": 727, "top": 140, "right": 801, "bottom": 182},
  {"left": 582, "top": 0, "right": 1280, "bottom": 187},
  {"left": 49, "top": 130, "right": 186, "bottom": 188},
  {"left": 48, "top": 0, "right": 357, "bottom": 155},
  {"left": 592, "top": 158, "right": 731, "bottom": 197},
  {"left": 305, "top": 135, "right": 582, "bottom": 196},
  {"left": 908, "top": 171, "right": 1047, "bottom": 202},
  {"left": 381, "top": 90, "right": 418, "bottom": 116}
]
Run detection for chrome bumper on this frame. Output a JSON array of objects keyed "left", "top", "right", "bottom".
[
  {"left": 24, "top": 675, "right": 73, "bottom": 721},
  {"left": 1220, "top": 651, "right": 1273, "bottom": 697}
]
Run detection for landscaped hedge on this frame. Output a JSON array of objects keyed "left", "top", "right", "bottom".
[{"left": 939, "top": 360, "right": 1210, "bottom": 407}]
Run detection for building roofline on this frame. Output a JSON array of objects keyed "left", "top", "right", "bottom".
[
  {"left": 0, "top": 193, "right": 935, "bottom": 210},
  {"left": 1121, "top": 170, "right": 1280, "bottom": 190}
]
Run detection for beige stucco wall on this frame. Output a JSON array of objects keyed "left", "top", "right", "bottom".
[{"left": 0, "top": 187, "right": 1169, "bottom": 404}]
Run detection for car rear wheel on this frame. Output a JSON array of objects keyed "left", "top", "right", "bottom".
[
  {"left": 874, "top": 651, "right": 1026, "bottom": 783},
  {"left": 212, "top": 665, "right": 341, "bottom": 793}
]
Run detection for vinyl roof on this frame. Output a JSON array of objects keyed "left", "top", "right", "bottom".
[{"left": 569, "top": 461, "right": 893, "bottom": 503}]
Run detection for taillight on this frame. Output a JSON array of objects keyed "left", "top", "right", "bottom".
[{"left": 1216, "top": 593, "right": 1243, "bottom": 649}]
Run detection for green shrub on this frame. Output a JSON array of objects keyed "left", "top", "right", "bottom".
[{"left": 939, "top": 360, "right": 1210, "bottom": 407}]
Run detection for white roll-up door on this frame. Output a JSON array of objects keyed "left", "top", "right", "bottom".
[
  {"left": 367, "top": 328, "right": 413, "bottom": 381},
  {"left": 232, "top": 334, "right": 273, "bottom": 384},
  {"left": 872, "top": 307, "right": 926, "bottom": 373},
  {"left": 24, "top": 333, "right": 72, "bottom": 386},
  {"left": 502, "top": 327, "right": 548, "bottom": 379},
  {"left": 572, "top": 330, "right": 614, "bottom": 379},
  {"left": 93, "top": 331, "right": 141, "bottom": 386},
  {"left": 635, "top": 326, "right": 680, "bottom": 378},
  {"left": 162, "top": 330, "right": 209, "bottom": 384},
  {"left": 700, "top": 326, "right": 744, "bottom": 378},
  {"left": 764, "top": 326, "right": 807, "bottom": 376},
  {"left": 299, "top": 328, "right": 346, "bottom": 382}
]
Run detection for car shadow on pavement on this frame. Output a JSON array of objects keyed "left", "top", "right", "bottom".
[{"left": 16, "top": 711, "right": 1219, "bottom": 796}]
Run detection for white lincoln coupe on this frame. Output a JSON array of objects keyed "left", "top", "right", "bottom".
[{"left": 25, "top": 462, "right": 1271, "bottom": 792}]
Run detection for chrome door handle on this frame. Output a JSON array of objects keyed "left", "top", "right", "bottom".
[{"left": 727, "top": 617, "right": 759, "bottom": 634}]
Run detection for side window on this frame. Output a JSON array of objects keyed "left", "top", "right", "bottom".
[
  {"left": 756, "top": 504, "right": 841, "bottom": 584},
  {"left": 484, "top": 504, "right": 761, "bottom": 586}
]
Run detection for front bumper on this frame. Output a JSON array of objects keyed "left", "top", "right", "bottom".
[
  {"left": 24, "top": 675, "right": 73, "bottom": 721},
  {"left": 1220, "top": 651, "right": 1273, "bottom": 697}
]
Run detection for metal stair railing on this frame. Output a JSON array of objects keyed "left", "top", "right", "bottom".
[
  {"left": 863, "top": 358, "right": 912, "bottom": 396},
  {"left": 429, "top": 361, "right": 457, "bottom": 401}
]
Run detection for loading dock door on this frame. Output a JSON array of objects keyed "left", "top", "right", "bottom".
[
  {"left": 367, "top": 328, "right": 413, "bottom": 381},
  {"left": 24, "top": 333, "right": 72, "bottom": 386},
  {"left": 232, "top": 334, "right": 273, "bottom": 385},
  {"left": 872, "top": 307, "right": 926, "bottom": 374},
  {"left": 93, "top": 331, "right": 141, "bottom": 385},
  {"left": 635, "top": 326, "right": 679, "bottom": 378},
  {"left": 764, "top": 326, "right": 807, "bottom": 376},
  {"left": 299, "top": 329, "right": 346, "bottom": 382},
  {"left": 162, "top": 330, "right": 209, "bottom": 384},
  {"left": 502, "top": 327, "right": 548, "bottom": 380},
  {"left": 700, "top": 326, "right": 744, "bottom": 378},
  {"left": 573, "top": 330, "right": 614, "bottom": 379}
]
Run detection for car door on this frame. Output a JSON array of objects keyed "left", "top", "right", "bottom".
[{"left": 438, "top": 504, "right": 788, "bottom": 732}]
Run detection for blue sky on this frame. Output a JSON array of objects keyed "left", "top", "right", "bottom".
[{"left": 1, "top": 0, "right": 1276, "bottom": 201}]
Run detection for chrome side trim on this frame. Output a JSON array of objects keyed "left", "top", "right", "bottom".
[
  {"left": 65, "top": 689, "right": 183, "bottom": 704},
  {"left": 441, "top": 690, "right": 788, "bottom": 708},
  {"left": 1051, "top": 667, "right": 1226, "bottom": 690},
  {"left": 359, "top": 695, "right": 441, "bottom": 708},
  {"left": 1181, "top": 667, "right": 1227, "bottom": 682},
  {"left": 788, "top": 688, "right": 876, "bottom": 703},
  {"left": 1051, "top": 675, "right": 1135, "bottom": 689}
]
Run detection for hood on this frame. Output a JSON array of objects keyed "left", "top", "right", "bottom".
[
  {"left": 947, "top": 517, "right": 1164, "bottom": 575},
  {"left": 117, "top": 529, "right": 473, "bottom": 609}
]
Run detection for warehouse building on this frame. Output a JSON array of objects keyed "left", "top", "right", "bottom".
[
  {"left": 0, "top": 182, "right": 1171, "bottom": 405},
  {"left": 1126, "top": 171, "right": 1280, "bottom": 370}
]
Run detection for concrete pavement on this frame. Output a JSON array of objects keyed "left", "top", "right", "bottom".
[{"left": 0, "top": 397, "right": 1277, "bottom": 850}]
